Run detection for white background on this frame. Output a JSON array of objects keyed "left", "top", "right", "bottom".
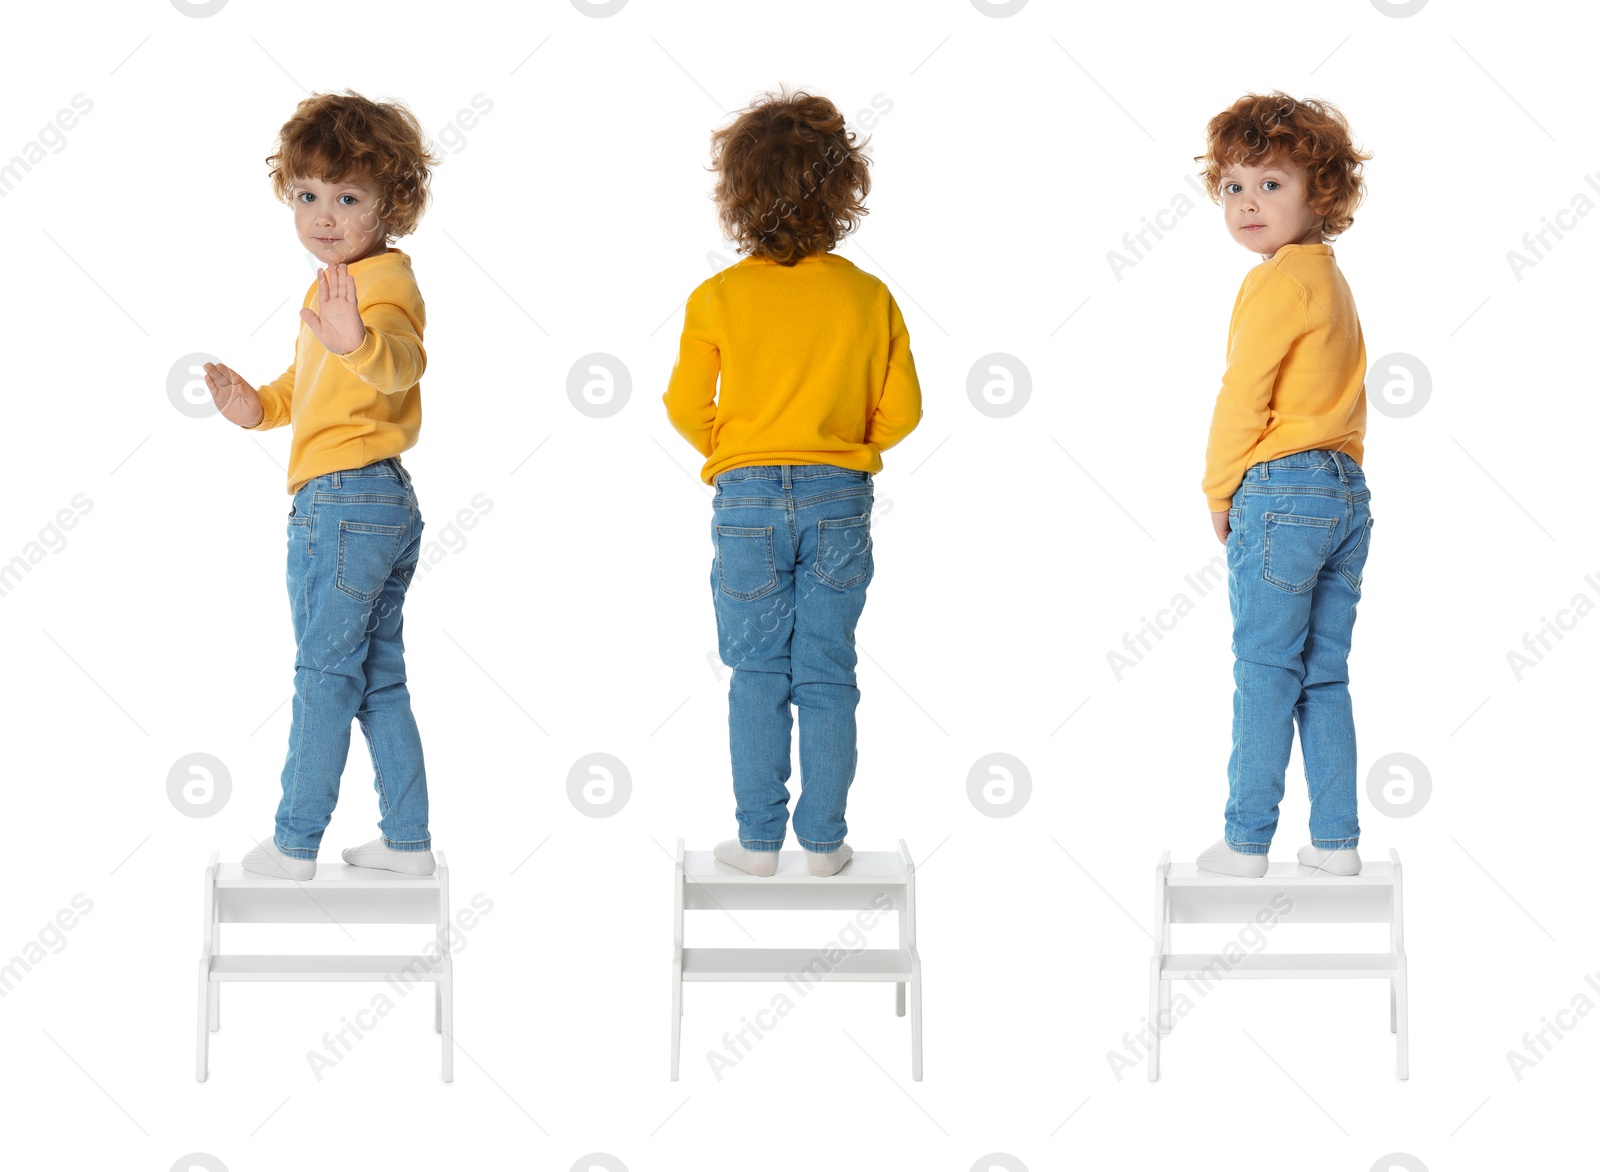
[{"left": 1, "top": 1, "right": 1594, "bottom": 1169}]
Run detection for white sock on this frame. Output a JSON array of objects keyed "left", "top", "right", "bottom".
[
  {"left": 1196, "top": 838, "right": 1267, "bottom": 878},
  {"left": 714, "top": 839, "right": 778, "bottom": 876},
  {"left": 1297, "top": 844, "right": 1361, "bottom": 876},
  {"left": 242, "top": 838, "right": 316, "bottom": 881},
  {"left": 341, "top": 838, "right": 436, "bottom": 876},
  {"left": 805, "top": 842, "right": 853, "bottom": 877}
]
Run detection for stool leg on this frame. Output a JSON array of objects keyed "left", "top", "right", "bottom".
[
  {"left": 208, "top": 982, "right": 220, "bottom": 1032},
  {"left": 670, "top": 960, "right": 683, "bottom": 1081},
  {"left": 1389, "top": 979, "right": 1397, "bottom": 1034},
  {"left": 1394, "top": 962, "right": 1409, "bottom": 1080},
  {"left": 435, "top": 983, "right": 442, "bottom": 1034},
  {"left": 1159, "top": 979, "right": 1171, "bottom": 1035},
  {"left": 909, "top": 958, "right": 923, "bottom": 1082},
  {"left": 1147, "top": 959, "right": 1161, "bottom": 1081},
  {"left": 195, "top": 961, "right": 210, "bottom": 1082},
  {"left": 440, "top": 969, "right": 454, "bottom": 1083},
  {"left": 895, "top": 981, "right": 906, "bottom": 1017}
]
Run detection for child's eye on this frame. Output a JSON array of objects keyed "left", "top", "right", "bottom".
[
  {"left": 1262, "top": 180, "right": 1280, "bottom": 191},
  {"left": 1224, "top": 182, "right": 1240, "bottom": 195},
  {"left": 339, "top": 194, "right": 357, "bottom": 205},
  {"left": 297, "top": 192, "right": 314, "bottom": 203}
]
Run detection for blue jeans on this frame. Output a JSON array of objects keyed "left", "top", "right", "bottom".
[
  {"left": 710, "top": 464, "right": 875, "bottom": 853},
  {"left": 1224, "top": 449, "right": 1373, "bottom": 855},
  {"left": 276, "top": 457, "right": 430, "bottom": 858}
]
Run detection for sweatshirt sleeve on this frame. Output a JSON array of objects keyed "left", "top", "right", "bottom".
[
  {"left": 662, "top": 280, "right": 720, "bottom": 457},
  {"left": 1201, "top": 263, "right": 1308, "bottom": 512},
  {"left": 338, "top": 289, "right": 426, "bottom": 395},
  {"left": 865, "top": 292, "right": 923, "bottom": 452},
  {"left": 248, "top": 354, "right": 296, "bottom": 431}
]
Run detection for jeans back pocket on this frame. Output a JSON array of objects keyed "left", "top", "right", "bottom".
[
  {"left": 336, "top": 520, "right": 408, "bottom": 603},
  {"left": 1262, "top": 511, "right": 1339, "bottom": 593},
  {"left": 715, "top": 525, "right": 778, "bottom": 600},
  {"left": 814, "top": 514, "right": 872, "bottom": 590}
]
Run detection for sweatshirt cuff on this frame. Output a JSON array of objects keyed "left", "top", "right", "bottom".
[
  {"left": 1206, "top": 496, "right": 1234, "bottom": 514},
  {"left": 339, "top": 326, "right": 378, "bottom": 368}
]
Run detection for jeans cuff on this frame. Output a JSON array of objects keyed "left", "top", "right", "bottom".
[
  {"left": 1225, "top": 837, "right": 1270, "bottom": 856},
  {"left": 796, "top": 834, "right": 844, "bottom": 852},
  {"left": 383, "top": 837, "right": 432, "bottom": 852},
  {"left": 275, "top": 839, "right": 317, "bottom": 859},
  {"left": 1310, "top": 836, "right": 1359, "bottom": 850},
  {"left": 739, "top": 837, "right": 783, "bottom": 852}
]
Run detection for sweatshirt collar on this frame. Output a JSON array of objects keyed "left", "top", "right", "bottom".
[{"left": 1269, "top": 243, "right": 1332, "bottom": 259}]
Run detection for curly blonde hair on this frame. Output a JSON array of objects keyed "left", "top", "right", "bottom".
[
  {"left": 707, "top": 86, "right": 872, "bottom": 265},
  {"left": 267, "top": 90, "right": 439, "bottom": 241},
  {"left": 1194, "top": 90, "right": 1372, "bottom": 240}
]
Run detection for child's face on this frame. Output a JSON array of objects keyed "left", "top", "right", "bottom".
[
  {"left": 1220, "top": 155, "right": 1324, "bottom": 257},
  {"left": 291, "top": 175, "right": 388, "bottom": 265}
]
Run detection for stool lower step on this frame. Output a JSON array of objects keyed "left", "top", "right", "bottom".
[
  {"left": 1160, "top": 952, "right": 1399, "bottom": 980},
  {"left": 209, "top": 954, "right": 446, "bottom": 982},
  {"left": 681, "top": 947, "right": 912, "bottom": 982}
]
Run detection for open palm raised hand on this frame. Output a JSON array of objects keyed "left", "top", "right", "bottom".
[
  {"left": 301, "top": 263, "right": 367, "bottom": 356},
  {"left": 203, "top": 361, "right": 263, "bottom": 428}
]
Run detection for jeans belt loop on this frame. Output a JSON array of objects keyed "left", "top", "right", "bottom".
[{"left": 331, "top": 469, "right": 341, "bottom": 488}]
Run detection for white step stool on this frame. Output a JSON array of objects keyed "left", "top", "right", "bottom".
[
  {"left": 671, "top": 838, "right": 922, "bottom": 1081},
  {"left": 1148, "top": 848, "right": 1408, "bottom": 1081},
  {"left": 197, "top": 851, "right": 454, "bottom": 1081}
]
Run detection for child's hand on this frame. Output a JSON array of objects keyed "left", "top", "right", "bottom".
[
  {"left": 300, "top": 263, "right": 367, "bottom": 356},
  {"left": 203, "top": 361, "right": 264, "bottom": 428},
  {"left": 1210, "top": 509, "right": 1231, "bottom": 544}
]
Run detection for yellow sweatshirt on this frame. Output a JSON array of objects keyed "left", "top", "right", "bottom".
[
  {"left": 663, "top": 252, "right": 923, "bottom": 482},
  {"left": 1202, "top": 242, "right": 1367, "bottom": 513},
  {"left": 249, "top": 248, "right": 426, "bottom": 494}
]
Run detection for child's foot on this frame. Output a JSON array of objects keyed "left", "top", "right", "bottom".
[
  {"left": 1196, "top": 838, "right": 1267, "bottom": 878},
  {"left": 714, "top": 839, "right": 778, "bottom": 876},
  {"left": 805, "top": 842, "right": 853, "bottom": 877},
  {"left": 1297, "top": 844, "right": 1361, "bottom": 875},
  {"left": 341, "top": 838, "right": 436, "bottom": 876},
  {"left": 242, "top": 838, "right": 316, "bottom": 881}
]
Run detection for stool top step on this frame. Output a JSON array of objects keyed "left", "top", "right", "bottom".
[
  {"left": 214, "top": 862, "right": 443, "bottom": 888},
  {"left": 681, "top": 849, "right": 908, "bottom": 884},
  {"left": 1164, "top": 860, "right": 1395, "bottom": 887}
]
